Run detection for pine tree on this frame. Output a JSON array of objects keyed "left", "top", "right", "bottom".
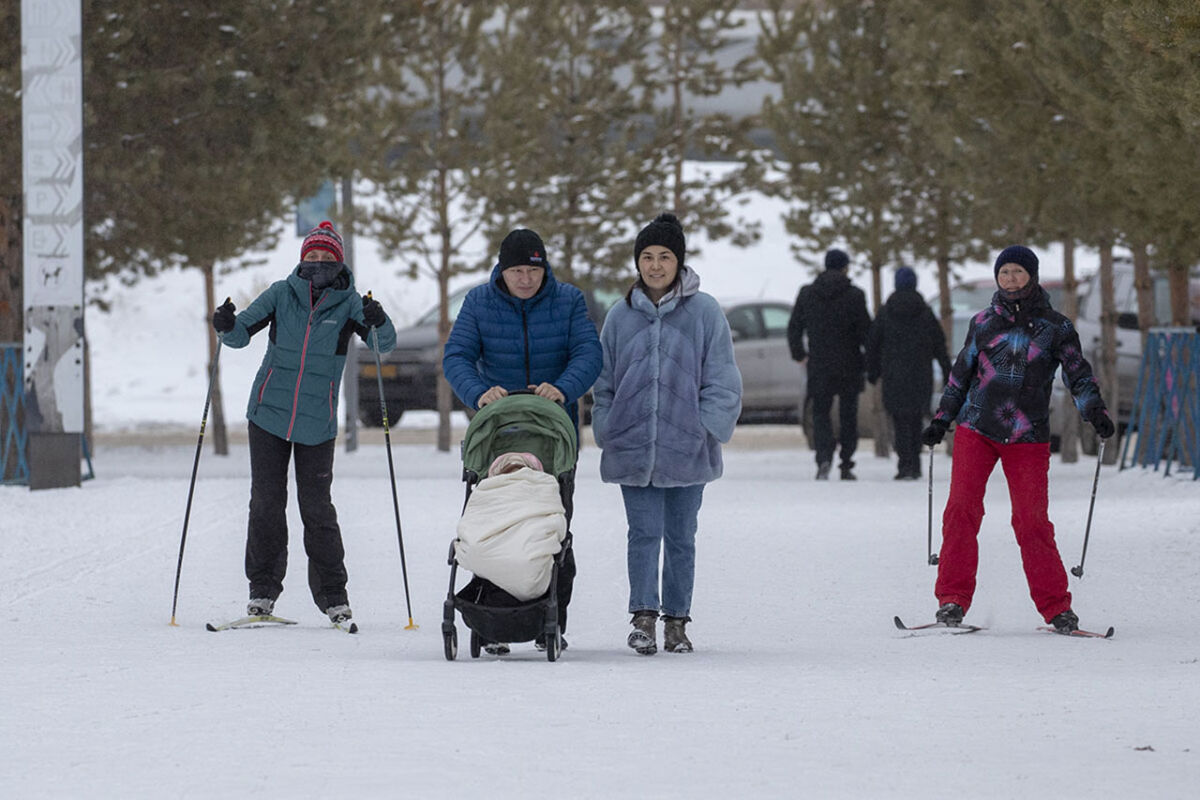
[
  {"left": 644, "top": 0, "right": 763, "bottom": 252},
  {"left": 358, "top": 0, "right": 493, "bottom": 452},
  {"left": 478, "top": 0, "right": 659, "bottom": 291}
]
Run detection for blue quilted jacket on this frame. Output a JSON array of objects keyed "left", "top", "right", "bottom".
[
  {"left": 591, "top": 267, "right": 743, "bottom": 487},
  {"left": 442, "top": 262, "right": 602, "bottom": 430},
  {"left": 219, "top": 265, "right": 396, "bottom": 445}
]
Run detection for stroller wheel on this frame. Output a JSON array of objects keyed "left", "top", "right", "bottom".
[
  {"left": 443, "top": 626, "right": 458, "bottom": 661},
  {"left": 545, "top": 628, "right": 561, "bottom": 662},
  {"left": 470, "top": 630, "right": 481, "bottom": 659}
]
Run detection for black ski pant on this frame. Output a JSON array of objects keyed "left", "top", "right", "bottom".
[
  {"left": 245, "top": 422, "right": 348, "bottom": 612},
  {"left": 891, "top": 410, "right": 924, "bottom": 477},
  {"left": 809, "top": 374, "right": 861, "bottom": 469}
]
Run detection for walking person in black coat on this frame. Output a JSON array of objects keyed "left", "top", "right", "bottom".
[
  {"left": 866, "top": 267, "right": 952, "bottom": 480},
  {"left": 787, "top": 248, "right": 873, "bottom": 480}
]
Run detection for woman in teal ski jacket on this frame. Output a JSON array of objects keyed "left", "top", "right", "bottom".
[{"left": 212, "top": 221, "right": 396, "bottom": 629}]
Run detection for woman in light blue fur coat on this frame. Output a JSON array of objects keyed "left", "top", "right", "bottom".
[{"left": 591, "top": 213, "right": 742, "bottom": 655}]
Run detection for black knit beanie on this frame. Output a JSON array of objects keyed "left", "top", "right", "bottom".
[
  {"left": 993, "top": 245, "right": 1039, "bottom": 283},
  {"left": 824, "top": 248, "right": 850, "bottom": 271},
  {"left": 634, "top": 213, "right": 686, "bottom": 268},
  {"left": 498, "top": 229, "right": 548, "bottom": 270}
]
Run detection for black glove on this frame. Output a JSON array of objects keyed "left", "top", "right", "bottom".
[
  {"left": 922, "top": 419, "right": 949, "bottom": 447},
  {"left": 212, "top": 299, "right": 236, "bottom": 333},
  {"left": 1089, "top": 408, "right": 1115, "bottom": 439},
  {"left": 362, "top": 294, "right": 386, "bottom": 328}
]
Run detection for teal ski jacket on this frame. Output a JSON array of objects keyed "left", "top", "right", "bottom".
[{"left": 219, "top": 265, "right": 396, "bottom": 445}]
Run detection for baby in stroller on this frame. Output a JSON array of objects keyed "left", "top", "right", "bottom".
[
  {"left": 442, "top": 393, "right": 577, "bottom": 661},
  {"left": 454, "top": 452, "right": 567, "bottom": 605}
]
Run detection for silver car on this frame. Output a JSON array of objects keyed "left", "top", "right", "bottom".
[{"left": 724, "top": 300, "right": 804, "bottom": 423}]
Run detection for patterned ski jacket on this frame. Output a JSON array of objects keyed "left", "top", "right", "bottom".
[
  {"left": 932, "top": 286, "right": 1105, "bottom": 444},
  {"left": 442, "top": 261, "right": 602, "bottom": 431},
  {"left": 219, "top": 265, "right": 396, "bottom": 445},
  {"left": 591, "top": 267, "right": 743, "bottom": 487}
]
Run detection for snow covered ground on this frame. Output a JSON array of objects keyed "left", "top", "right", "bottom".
[
  {"left": 2, "top": 427, "right": 1198, "bottom": 798},
  {"left": 6, "top": 183, "right": 1192, "bottom": 797}
]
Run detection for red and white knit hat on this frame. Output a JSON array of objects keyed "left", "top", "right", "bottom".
[{"left": 301, "top": 220, "right": 345, "bottom": 262}]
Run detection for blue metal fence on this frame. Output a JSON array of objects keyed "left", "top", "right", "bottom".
[
  {"left": 1120, "top": 329, "right": 1200, "bottom": 479},
  {"left": 1, "top": 343, "right": 30, "bottom": 485}
]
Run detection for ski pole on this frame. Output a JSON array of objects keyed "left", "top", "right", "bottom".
[
  {"left": 1071, "top": 438, "right": 1106, "bottom": 578},
  {"left": 367, "top": 296, "right": 418, "bottom": 630},
  {"left": 927, "top": 446, "right": 939, "bottom": 566},
  {"left": 170, "top": 315, "right": 226, "bottom": 626}
]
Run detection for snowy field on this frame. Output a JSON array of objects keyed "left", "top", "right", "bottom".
[{"left": 2, "top": 427, "right": 1198, "bottom": 799}]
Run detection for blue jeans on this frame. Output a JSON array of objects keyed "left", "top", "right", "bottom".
[{"left": 621, "top": 484, "right": 705, "bottom": 618}]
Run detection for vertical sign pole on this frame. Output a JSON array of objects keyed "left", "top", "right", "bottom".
[{"left": 21, "top": 0, "right": 85, "bottom": 489}]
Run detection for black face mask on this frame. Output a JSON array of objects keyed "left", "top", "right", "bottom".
[{"left": 298, "top": 260, "right": 344, "bottom": 290}]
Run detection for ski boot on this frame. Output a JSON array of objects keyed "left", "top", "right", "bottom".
[{"left": 935, "top": 602, "right": 965, "bottom": 627}]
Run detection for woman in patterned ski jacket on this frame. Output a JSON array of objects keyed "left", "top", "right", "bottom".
[{"left": 921, "top": 245, "right": 1114, "bottom": 634}]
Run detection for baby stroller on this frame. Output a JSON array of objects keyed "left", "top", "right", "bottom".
[{"left": 442, "top": 392, "right": 577, "bottom": 662}]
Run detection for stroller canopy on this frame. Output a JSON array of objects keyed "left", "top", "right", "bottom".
[{"left": 461, "top": 394, "right": 578, "bottom": 478}]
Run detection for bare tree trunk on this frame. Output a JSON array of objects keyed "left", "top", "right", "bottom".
[
  {"left": 342, "top": 175, "right": 358, "bottom": 453},
  {"left": 434, "top": 42, "right": 455, "bottom": 454},
  {"left": 1097, "top": 242, "right": 1119, "bottom": 465},
  {"left": 1059, "top": 237, "right": 1079, "bottom": 463},
  {"left": 936, "top": 253, "right": 953, "bottom": 346},
  {"left": 1167, "top": 263, "right": 1192, "bottom": 326},
  {"left": 1131, "top": 243, "right": 1155, "bottom": 344},
  {"left": 0, "top": 195, "right": 21, "bottom": 342},
  {"left": 202, "top": 264, "right": 229, "bottom": 456},
  {"left": 868, "top": 251, "right": 888, "bottom": 458}
]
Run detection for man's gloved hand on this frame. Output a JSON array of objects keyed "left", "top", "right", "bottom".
[
  {"left": 921, "top": 419, "right": 949, "bottom": 447},
  {"left": 1089, "top": 407, "right": 1115, "bottom": 439},
  {"left": 362, "top": 294, "right": 386, "bottom": 328},
  {"left": 212, "top": 298, "right": 236, "bottom": 334}
]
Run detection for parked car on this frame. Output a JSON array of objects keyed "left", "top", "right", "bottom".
[
  {"left": 927, "top": 278, "right": 1075, "bottom": 451},
  {"left": 356, "top": 282, "right": 620, "bottom": 426},
  {"left": 723, "top": 298, "right": 874, "bottom": 444},
  {"left": 1073, "top": 259, "right": 1200, "bottom": 452},
  {"left": 724, "top": 299, "right": 803, "bottom": 423}
]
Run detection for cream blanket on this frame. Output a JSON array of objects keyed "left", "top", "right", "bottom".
[{"left": 455, "top": 468, "right": 567, "bottom": 601}]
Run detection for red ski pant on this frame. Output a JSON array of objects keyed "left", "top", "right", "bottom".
[{"left": 935, "top": 426, "right": 1072, "bottom": 622}]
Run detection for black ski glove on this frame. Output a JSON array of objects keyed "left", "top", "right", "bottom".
[
  {"left": 362, "top": 294, "right": 386, "bottom": 328},
  {"left": 922, "top": 419, "right": 949, "bottom": 447},
  {"left": 1089, "top": 407, "right": 1115, "bottom": 439},
  {"left": 212, "top": 298, "right": 236, "bottom": 334}
]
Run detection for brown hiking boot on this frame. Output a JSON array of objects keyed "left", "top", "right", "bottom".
[
  {"left": 627, "top": 611, "right": 658, "bottom": 655},
  {"left": 663, "top": 616, "right": 693, "bottom": 653}
]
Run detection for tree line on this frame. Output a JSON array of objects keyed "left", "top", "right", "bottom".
[{"left": 1, "top": 0, "right": 1197, "bottom": 450}]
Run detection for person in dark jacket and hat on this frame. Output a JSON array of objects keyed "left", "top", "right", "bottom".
[
  {"left": 866, "top": 267, "right": 951, "bottom": 480},
  {"left": 211, "top": 220, "right": 396, "bottom": 630},
  {"left": 921, "top": 245, "right": 1114, "bottom": 633},
  {"left": 443, "top": 227, "right": 602, "bottom": 654},
  {"left": 787, "top": 248, "right": 873, "bottom": 480}
]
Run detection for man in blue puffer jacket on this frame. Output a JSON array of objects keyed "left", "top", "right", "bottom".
[
  {"left": 443, "top": 228, "right": 602, "bottom": 652},
  {"left": 443, "top": 228, "right": 602, "bottom": 433},
  {"left": 212, "top": 221, "right": 397, "bottom": 630}
]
